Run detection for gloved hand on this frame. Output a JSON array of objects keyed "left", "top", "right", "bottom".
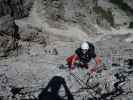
[
  {"left": 69, "top": 65, "right": 76, "bottom": 74},
  {"left": 70, "top": 64, "right": 75, "bottom": 70}
]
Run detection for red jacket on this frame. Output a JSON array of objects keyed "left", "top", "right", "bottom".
[
  {"left": 66, "top": 54, "right": 101, "bottom": 70},
  {"left": 66, "top": 55, "right": 79, "bottom": 69}
]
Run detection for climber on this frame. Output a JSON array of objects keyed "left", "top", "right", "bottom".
[{"left": 66, "top": 41, "right": 101, "bottom": 73}]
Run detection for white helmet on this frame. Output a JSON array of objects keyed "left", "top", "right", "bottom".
[{"left": 81, "top": 42, "right": 89, "bottom": 50}]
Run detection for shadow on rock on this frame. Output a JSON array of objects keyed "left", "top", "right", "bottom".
[{"left": 38, "top": 76, "right": 74, "bottom": 100}]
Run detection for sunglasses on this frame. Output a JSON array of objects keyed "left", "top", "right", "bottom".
[{"left": 82, "top": 49, "right": 88, "bottom": 52}]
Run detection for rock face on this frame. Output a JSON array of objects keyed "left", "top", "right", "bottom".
[
  {"left": 0, "top": 15, "right": 20, "bottom": 57},
  {"left": 32, "top": 0, "right": 113, "bottom": 33},
  {"left": 31, "top": 0, "right": 132, "bottom": 31},
  {"left": 123, "top": 0, "right": 133, "bottom": 10},
  {"left": 0, "top": 0, "right": 35, "bottom": 57},
  {"left": 0, "top": 0, "right": 133, "bottom": 100},
  {"left": 0, "top": 0, "right": 132, "bottom": 56},
  {"left": 0, "top": 0, "right": 34, "bottom": 19},
  {"left": 110, "top": 0, "right": 133, "bottom": 15},
  {"left": 0, "top": 0, "right": 11, "bottom": 17},
  {"left": 19, "top": 25, "right": 47, "bottom": 46},
  {"left": 0, "top": 15, "right": 15, "bottom": 35}
]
